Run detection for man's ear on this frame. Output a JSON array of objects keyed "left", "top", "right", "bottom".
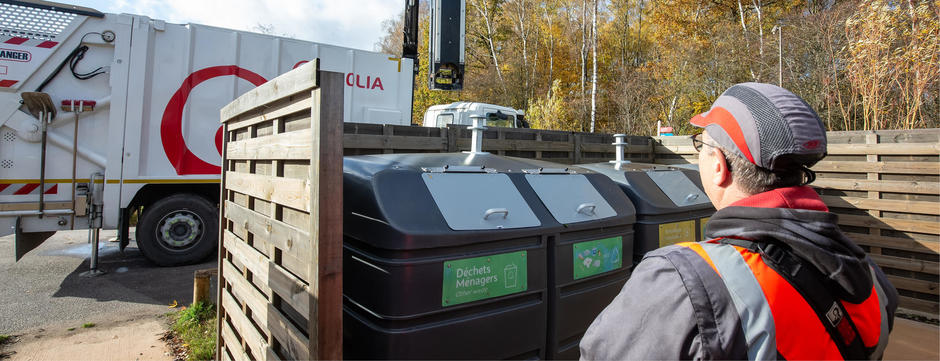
[{"left": 711, "top": 148, "right": 731, "bottom": 187}]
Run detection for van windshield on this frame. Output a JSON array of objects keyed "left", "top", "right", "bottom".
[{"left": 486, "top": 112, "right": 514, "bottom": 128}]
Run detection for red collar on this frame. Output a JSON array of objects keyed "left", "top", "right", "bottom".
[{"left": 727, "top": 186, "right": 828, "bottom": 211}]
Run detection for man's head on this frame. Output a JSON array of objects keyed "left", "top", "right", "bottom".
[{"left": 689, "top": 82, "right": 827, "bottom": 209}]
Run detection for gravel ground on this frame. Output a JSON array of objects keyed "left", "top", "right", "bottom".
[{"left": 0, "top": 229, "right": 215, "bottom": 334}]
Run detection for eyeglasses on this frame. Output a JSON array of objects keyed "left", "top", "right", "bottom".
[{"left": 690, "top": 133, "right": 715, "bottom": 152}]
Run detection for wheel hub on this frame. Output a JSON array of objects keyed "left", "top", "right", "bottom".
[{"left": 158, "top": 212, "right": 202, "bottom": 248}]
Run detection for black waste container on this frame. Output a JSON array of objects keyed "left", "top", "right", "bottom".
[
  {"left": 576, "top": 162, "right": 715, "bottom": 264},
  {"left": 521, "top": 167, "right": 637, "bottom": 360},
  {"left": 342, "top": 153, "right": 635, "bottom": 360}
]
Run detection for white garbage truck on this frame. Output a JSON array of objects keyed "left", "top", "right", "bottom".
[{"left": 0, "top": 0, "right": 414, "bottom": 266}]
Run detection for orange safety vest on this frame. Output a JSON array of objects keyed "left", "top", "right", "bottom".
[{"left": 677, "top": 240, "right": 891, "bottom": 360}]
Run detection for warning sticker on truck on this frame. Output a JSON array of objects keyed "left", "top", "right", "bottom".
[
  {"left": 659, "top": 220, "right": 696, "bottom": 247},
  {"left": 442, "top": 251, "right": 527, "bottom": 307},
  {"left": 572, "top": 236, "right": 623, "bottom": 280}
]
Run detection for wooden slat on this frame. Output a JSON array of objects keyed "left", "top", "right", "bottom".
[
  {"left": 821, "top": 196, "right": 940, "bottom": 216},
  {"left": 224, "top": 230, "right": 311, "bottom": 314},
  {"left": 813, "top": 178, "right": 939, "bottom": 195},
  {"left": 227, "top": 97, "right": 312, "bottom": 133},
  {"left": 655, "top": 141, "right": 698, "bottom": 155},
  {"left": 870, "top": 254, "right": 940, "bottom": 275},
  {"left": 886, "top": 275, "right": 939, "bottom": 295},
  {"left": 345, "top": 133, "right": 445, "bottom": 150},
  {"left": 455, "top": 138, "right": 573, "bottom": 152},
  {"left": 228, "top": 217, "right": 309, "bottom": 282},
  {"left": 827, "top": 143, "right": 940, "bottom": 155},
  {"left": 220, "top": 319, "right": 250, "bottom": 361},
  {"left": 847, "top": 232, "right": 940, "bottom": 253},
  {"left": 222, "top": 59, "right": 318, "bottom": 122},
  {"left": 223, "top": 259, "right": 311, "bottom": 360},
  {"left": 838, "top": 214, "right": 940, "bottom": 235},
  {"left": 811, "top": 161, "right": 940, "bottom": 175},
  {"left": 221, "top": 290, "right": 278, "bottom": 361},
  {"left": 898, "top": 296, "right": 940, "bottom": 315},
  {"left": 225, "top": 172, "right": 310, "bottom": 212},
  {"left": 227, "top": 129, "right": 314, "bottom": 160},
  {"left": 225, "top": 200, "right": 311, "bottom": 259},
  {"left": 580, "top": 143, "right": 649, "bottom": 153}
]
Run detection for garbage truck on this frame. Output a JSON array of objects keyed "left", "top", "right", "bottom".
[{"left": 0, "top": 0, "right": 414, "bottom": 266}]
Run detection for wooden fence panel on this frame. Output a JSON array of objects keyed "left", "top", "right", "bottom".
[
  {"left": 217, "top": 60, "right": 344, "bottom": 360},
  {"left": 649, "top": 129, "right": 940, "bottom": 315}
]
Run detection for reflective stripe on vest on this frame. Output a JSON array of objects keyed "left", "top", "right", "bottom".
[{"left": 698, "top": 242, "right": 777, "bottom": 361}]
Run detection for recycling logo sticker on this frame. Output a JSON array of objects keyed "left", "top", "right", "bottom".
[{"left": 572, "top": 236, "right": 623, "bottom": 280}]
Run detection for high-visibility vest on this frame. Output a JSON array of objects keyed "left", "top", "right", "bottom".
[{"left": 676, "top": 241, "right": 891, "bottom": 360}]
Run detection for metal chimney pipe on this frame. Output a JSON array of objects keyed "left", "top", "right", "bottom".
[{"left": 610, "top": 134, "right": 630, "bottom": 170}]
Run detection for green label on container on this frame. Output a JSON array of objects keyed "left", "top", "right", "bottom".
[
  {"left": 573, "top": 236, "right": 623, "bottom": 280},
  {"left": 442, "top": 251, "right": 527, "bottom": 307}
]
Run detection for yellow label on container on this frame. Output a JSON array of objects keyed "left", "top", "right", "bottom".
[
  {"left": 700, "top": 217, "right": 710, "bottom": 241},
  {"left": 659, "top": 220, "right": 696, "bottom": 247}
]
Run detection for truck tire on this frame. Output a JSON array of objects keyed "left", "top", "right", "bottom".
[{"left": 136, "top": 194, "right": 218, "bottom": 266}]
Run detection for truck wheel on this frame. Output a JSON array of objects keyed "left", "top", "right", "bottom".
[{"left": 136, "top": 194, "right": 218, "bottom": 266}]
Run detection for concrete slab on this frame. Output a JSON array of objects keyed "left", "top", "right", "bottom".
[{"left": 884, "top": 318, "right": 940, "bottom": 360}]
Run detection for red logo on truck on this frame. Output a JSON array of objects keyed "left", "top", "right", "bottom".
[
  {"left": 293, "top": 60, "right": 385, "bottom": 91},
  {"left": 345, "top": 73, "right": 384, "bottom": 90},
  {"left": 161, "top": 65, "right": 268, "bottom": 175}
]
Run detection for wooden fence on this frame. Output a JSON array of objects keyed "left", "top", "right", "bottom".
[
  {"left": 344, "top": 124, "right": 940, "bottom": 316},
  {"left": 217, "top": 61, "right": 344, "bottom": 360}
]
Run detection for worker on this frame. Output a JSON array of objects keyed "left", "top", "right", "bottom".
[{"left": 580, "top": 82, "right": 897, "bottom": 360}]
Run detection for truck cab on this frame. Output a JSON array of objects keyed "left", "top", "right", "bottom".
[{"left": 423, "top": 102, "right": 528, "bottom": 128}]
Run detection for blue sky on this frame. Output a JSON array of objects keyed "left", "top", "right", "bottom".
[{"left": 69, "top": 0, "right": 403, "bottom": 51}]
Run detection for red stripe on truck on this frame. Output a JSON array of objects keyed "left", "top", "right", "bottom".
[
  {"left": 0, "top": 80, "right": 18, "bottom": 87},
  {"left": 4, "top": 37, "right": 28, "bottom": 45},
  {"left": 44, "top": 184, "right": 58, "bottom": 194},
  {"left": 36, "top": 41, "right": 58, "bottom": 48},
  {"left": 14, "top": 183, "right": 39, "bottom": 194}
]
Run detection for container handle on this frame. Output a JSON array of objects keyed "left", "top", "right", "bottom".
[
  {"left": 577, "top": 203, "right": 597, "bottom": 216},
  {"left": 483, "top": 208, "right": 509, "bottom": 220}
]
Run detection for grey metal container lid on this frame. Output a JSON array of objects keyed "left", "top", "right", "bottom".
[
  {"left": 344, "top": 153, "right": 637, "bottom": 250},
  {"left": 575, "top": 162, "right": 715, "bottom": 215}
]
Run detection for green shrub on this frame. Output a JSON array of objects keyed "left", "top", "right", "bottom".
[{"left": 170, "top": 302, "right": 217, "bottom": 361}]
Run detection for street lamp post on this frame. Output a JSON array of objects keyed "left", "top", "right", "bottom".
[{"left": 771, "top": 24, "right": 782, "bottom": 86}]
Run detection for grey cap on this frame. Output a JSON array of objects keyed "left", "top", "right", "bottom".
[{"left": 689, "top": 82, "right": 827, "bottom": 171}]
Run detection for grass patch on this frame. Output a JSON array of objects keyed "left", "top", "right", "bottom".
[
  {"left": 82, "top": 323, "right": 95, "bottom": 328},
  {"left": 0, "top": 335, "right": 9, "bottom": 344},
  {"left": 169, "top": 302, "right": 217, "bottom": 361},
  {"left": 67, "top": 327, "right": 75, "bottom": 331}
]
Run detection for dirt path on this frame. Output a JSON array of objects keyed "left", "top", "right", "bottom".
[{"left": 1, "top": 315, "right": 173, "bottom": 361}]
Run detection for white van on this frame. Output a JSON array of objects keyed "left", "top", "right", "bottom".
[{"left": 423, "top": 102, "right": 528, "bottom": 128}]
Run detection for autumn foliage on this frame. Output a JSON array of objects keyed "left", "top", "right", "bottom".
[{"left": 377, "top": 0, "right": 939, "bottom": 133}]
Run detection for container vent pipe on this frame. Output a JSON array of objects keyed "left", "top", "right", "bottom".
[
  {"left": 467, "top": 115, "right": 489, "bottom": 155},
  {"left": 609, "top": 134, "right": 631, "bottom": 170}
]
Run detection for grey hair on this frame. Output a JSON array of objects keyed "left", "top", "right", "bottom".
[{"left": 719, "top": 148, "right": 813, "bottom": 194}]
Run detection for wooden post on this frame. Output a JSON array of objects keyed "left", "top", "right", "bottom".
[
  {"left": 865, "top": 132, "right": 882, "bottom": 255},
  {"left": 193, "top": 268, "right": 217, "bottom": 304},
  {"left": 310, "top": 70, "right": 345, "bottom": 360},
  {"left": 573, "top": 133, "right": 583, "bottom": 164}
]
